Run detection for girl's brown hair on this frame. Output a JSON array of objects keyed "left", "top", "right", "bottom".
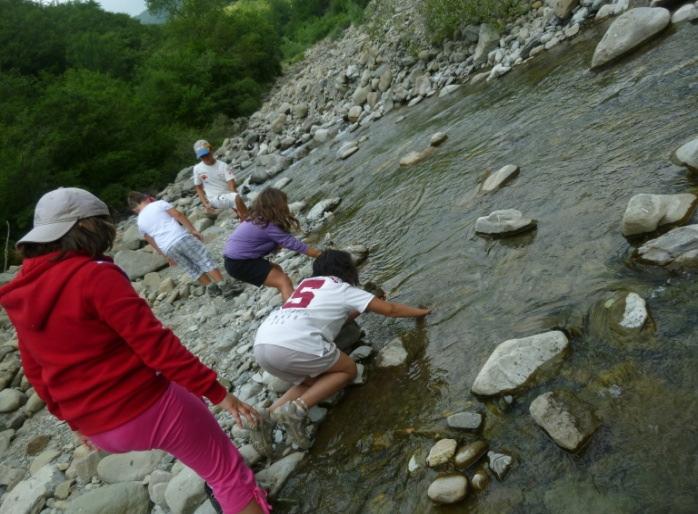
[
  {"left": 248, "top": 188, "right": 300, "bottom": 233},
  {"left": 17, "top": 216, "right": 116, "bottom": 259}
]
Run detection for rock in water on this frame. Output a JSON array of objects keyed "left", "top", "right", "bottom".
[
  {"left": 337, "top": 142, "right": 359, "bottom": 160},
  {"left": 471, "top": 331, "right": 569, "bottom": 396},
  {"left": 65, "top": 482, "right": 149, "bottom": 514},
  {"left": 97, "top": 450, "right": 165, "bottom": 483},
  {"left": 671, "top": 4, "right": 698, "bottom": 24},
  {"left": 255, "top": 452, "right": 305, "bottom": 496},
  {"left": 675, "top": 137, "right": 698, "bottom": 170},
  {"left": 426, "top": 439, "right": 458, "bottom": 467},
  {"left": 481, "top": 165, "right": 519, "bottom": 192},
  {"left": 114, "top": 249, "right": 168, "bottom": 280},
  {"left": 471, "top": 467, "right": 490, "bottom": 491},
  {"left": 621, "top": 193, "right": 697, "bottom": 236},
  {"left": 399, "top": 147, "right": 435, "bottom": 166},
  {"left": 447, "top": 411, "right": 483, "bottom": 431},
  {"left": 165, "top": 466, "right": 206, "bottom": 514},
  {"left": 529, "top": 391, "right": 600, "bottom": 451},
  {"left": 487, "top": 451, "right": 513, "bottom": 480},
  {"left": 619, "top": 292, "right": 648, "bottom": 329},
  {"left": 475, "top": 209, "right": 536, "bottom": 236},
  {"left": 430, "top": 132, "right": 448, "bottom": 147},
  {"left": 454, "top": 440, "right": 489, "bottom": 469},
  {"left": 546, "top": 0, "right": 580, "bottom": 19},
  {"left": 376, "top": 338, "right": 407, "bottom": 367},
  {"left": 307, "top": 198, "right": 341, "bottom": 222},
  {"left": 427, "top": 475, "right": 468, "bottom": 504},
  {"left": 591, "top": 8, "right": 671, "bottom": 69},
  {"left": 0, "top": 464, "right": 62, "bottom": 514},
  {"left": 637, "top": 225, "right": 698, "bottom": 267}
]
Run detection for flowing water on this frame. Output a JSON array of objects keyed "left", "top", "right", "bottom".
[{"left": 269, "top": 21, "right": 698, "bottom": 513}]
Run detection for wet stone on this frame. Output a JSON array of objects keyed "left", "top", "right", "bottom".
[
  {"left": 529, "top": 391, "right": 600, "bottom": 451},
  {"left": 447, "top": 411, "right": 483, "bottom": 431},
  {"left": 637, "top": 225, "right": 698, "bottom": 267},
  {"left": 621, "top": 193, "right": 696, "bottom": 236},
  {"left": 675, "top": 137, "right": 698, "bottom": 170},
  {"left": 471, "top": 467, "right": 490, "bottom": 491},
  {"left": 427, "top": 475, "right": 468, "bottom": 504},
  {"left": 619, "top": 293, "right": 648, "bottom": 330},
  {"left": 487, "top": 451, "right": 513, "bottom": 480},
  {"left": 481, "top": 165, "right": 519, "bottom": 193},
  {"left": 427, "top": 439, "right": 458, "bottom": 467},
  {"left": 0, "top": 389, "right": 26, "bottom": 413},
  {"left": 475, "top": 209, "right": 536, "bottom": 236},
  {"left": 376, "top": 338, "right": 407, "bottom": 367},
  {"left": 454, "top": 440, "right": 489, "bottom": 469},
  {"left": 430, "top": 132, "right": 448, "bottom": 147}
]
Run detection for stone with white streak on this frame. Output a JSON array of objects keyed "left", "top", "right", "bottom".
[
  {"left": 621, "top": 193, "right": 697, "bottom": 236},
  {"left": 475, "top": 209, "right": 536, "bottom": 236},
  {"left": 637, "top": 225, "right": 698, "bottom": 267},
  {"left": 471, "top": 331, "right": 569, "bottom": 396},
  {"left": 619, "top": 293, "right": 648, "bottom": 329}
]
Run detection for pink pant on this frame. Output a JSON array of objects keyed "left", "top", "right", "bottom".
[{"left": 90, "top": 383, "right": 270, "bottom": 514}]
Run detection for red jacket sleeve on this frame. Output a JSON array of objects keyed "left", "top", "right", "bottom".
[
  {"left": 85, "top": 263, "right": 226, "bottom": 404},
  {"left": 17, "top": 343, "right": 63, "bottom": 419}
]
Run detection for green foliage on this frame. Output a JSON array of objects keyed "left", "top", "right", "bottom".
[{"left": 420, "top": 0, "right": 528, "bottom": 43}]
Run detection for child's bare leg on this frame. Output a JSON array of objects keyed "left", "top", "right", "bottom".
[
  {"left": 263, "top": 265, "right": 294, "bottom": 302},
  {"left": 297, "top": 353, "right": 356, "bottom": 409},
  {"left": 270, "top": 382, "right": 312, "bottom": 411},
  {"left": 235, "top": 196, "right": 248, "bottom": 221},
  {"left": 208, "top": 269, "right": 224, "bottom": 283},
  {"left": 198, "top": 274, "right": 212, "bottom": 285}
]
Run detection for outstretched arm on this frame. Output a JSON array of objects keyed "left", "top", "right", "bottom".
[{"left": 365, "top": 297, "right": 431, "bottom": 318}]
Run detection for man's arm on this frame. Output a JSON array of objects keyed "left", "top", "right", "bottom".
[
  {"left": 227, "top": 179, "right": 238, "bottom": 192},
  {"left": 144, "top": 234, "right": 175, "bottom": 266},
  {"left": 167, "top": 208, "right": 203, "bottom": 241},
  {"left": 195, "top": 184, "right": 214, "bottom": 212}
]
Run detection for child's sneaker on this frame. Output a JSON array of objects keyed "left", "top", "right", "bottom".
[
  {"left": 271, "top": 400, "right": 312, "bottom": 449},
  {"left": 206, "top": 283, "right": 222, "bottom": 297},
  {"left": 247, "top": 409, "right": 274, "bottom": 459}
]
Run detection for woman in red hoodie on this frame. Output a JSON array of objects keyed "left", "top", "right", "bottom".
[{"left": 0, "top": 188, "right": 269, "bottom": 514}]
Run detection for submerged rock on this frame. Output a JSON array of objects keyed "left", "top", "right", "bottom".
[
  {"left": 399, "top": 147, "right": 435, "bottom": 166},
  {"left": 376, "top": 338, "right": 407, "bottom": 367},
  {"left": 487, "top": 451, "right": 513, "bottom": 480},
  {"left": 621, "top": 193, "right": 696, "bottom": 236},
  {"left": 591, "top": 8, "right": 671, "bottom": 69},
  {"left": 471, "top": 331, "right": 569, "bottom": 396},
  {"left": 454, "top": 440, "right": 489, "bottom": 469},
  {"left": 637, "top": 225, "right": 698, "bottom": 267},
  {"left": 475, "top": 209, "right": 536, "bottom": 236},
  {"left": 427, "top": 475, "right": 468, "bottom": 504},
  {"left": 675, "top": 137, "right": 698, "bottom": 170},
  {"left": 619, "top": 292, "right": 648, "bottom": 329},
  {"left": 529, "top": 391, "right": 600, "bottom": 451},
  {"left": 471, "top": 467, "right": 490, "bottom": 491},
  {"left": 427, "top": 439, "right": 458, "bottom": 467},
  {"left": 447, "top": 411, "right": 483, "bottom": 431},
  {"left": 481, "top": 164, "right": 519, "bottom": 193}
]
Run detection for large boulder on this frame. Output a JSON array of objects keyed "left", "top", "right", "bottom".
[
  {"left": 473, "top": 24, "right": 499, "bottom": 65},
  {"left": 65, "top": 482, "right": 149, "bottom": 514},
  {"left": 621, "top": 193, "right": 697, "bottom": 236},
  {"left": 546, "top": 0, "right": 579, "bottom": 19},
  {"left": 114, "top": 249, "right": 168, "bottom": 280},
  {"left": 120, "top": 225, "right": 143, "bottom": 251},
  {"left": 475, "top": 209, "right": 536, "bottom": 236},
  {"left": 675, "top": 137, "right": 698, "bottom": 170},
  {"left": 471, "top": 331, "right": 569, "bottom": 396},
  {"left": 529, "top": 391, "right": 600, "bottom": 451},
  {"left": 591, "top": 8, "right": 671, "bottom": 69},
  {"left": 637, "top": 225, "right": 698, "bottom": 267},
  {"left": 97, "top": 450, "right": 165, "bottom": 484},
  {"left": 0, "top": 465, "right": 63, "bottom": 514}
]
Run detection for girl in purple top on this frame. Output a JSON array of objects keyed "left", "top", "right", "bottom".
[{"left": 224, "top": 188, "right": 320, "bottom": 301}]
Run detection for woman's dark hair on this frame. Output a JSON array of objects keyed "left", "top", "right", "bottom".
[
  {"left": 127, "top": 191, "right": 151, "bottom": 211},
  {"left": 249, "top": 188, "right": 300, "bottom": 233},
  {"left": 311, "top": 250, "right": 359, "bottom": 285},
  {"left": 17, "top": 216, "right": 116, "bottom": 259}
]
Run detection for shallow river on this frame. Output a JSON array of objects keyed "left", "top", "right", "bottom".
[{"left": 269, "top": 20, "right": 698, "bottom": 514}]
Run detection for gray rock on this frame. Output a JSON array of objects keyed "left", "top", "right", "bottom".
[
  {"left": 23, "top": 391, "right": 45, "bottom": 416},
  {"left": 292, "top": 103, "right": 309, "bottom": 119},
  {"left": 619, "top": 292, "right": 648, "bottom": 329},
  {"left": 165, "top": 466, "right": 206, "bottom": 514},
  {"left": 0, "top": 389, "right": 26, "bottom": 413},
  {"left": 193, "top": 501, "right": 218, "bottom": 514},
  {"left": 307, "top": 198, "right": 341, "bottom": 222},
  {"left": 637, "top": 225, "right": 698, "bottom": 267},
  {"left": 344, "top": 244, "right": 369, "bottom": 265},
  {"left": 591, "top": 8, "right": 671, "bottom": 69},
  {"left": 148, "top": 470, "right": 172, "bottom": 506},
  {"left": 270, "top": 114, "right": 286, "bottom": 134},
  {"left": 337, "top": 141, "right": 359, "bottom": 160},
  {"left": 250, "top": 168, "right": 270, "bottom": 185},
  {"left": 471, "top": 331, "right": 570, "bottom": 396},
  {"left": 120, "top": 225, "right": 143, "bottom": 250},
  {"left": 399, "top": 147, "right": 435, "bottom": 166},
  {"left": 255, "top": 452, "right": 305, "bottom": 496},
  {"left": 427, "top": 439, "right": 458, "bottom": 467},
  {"left": 334, "top": 320, "right": 362, "bottom": 352},
  {"left": 313, "top": 128, "right": 329, "bottom": 144},
  {"left": 481, "top": 165, "right": 519, "bottom": 192},
  {"left": 530, "top": 391, "right": 600, "bottom": 451},
  {"left": 68, "top": 448, "right": 103, "bottom": 482},
  {"left": 261, "top": 371, "right": 292, "bottom": 394},
  {"left": 114, "top": 249, "right": 168, "bottom": 280},
  {"left": 97, "top": 450, "right": 165, "bottom": 483},
  {"left": 454, "top": 440, "right": 489, "bottom": 469},
  {"left": 349, "top": 345, "right": 373, "bottom": 361},
  {"left": 347, "top": 105, "right": 363, "bottom": 123},
  {"left": 378, "top": 69, "right": 393, "bottom": 91},
  {"left": 0, "top": 429, "right": 13, "bottom": 455},
  {"left": 447, "top": 411, "right": 482, "bottom": 431},
  {"left": 475, "top": 209, "right": 536, "bottom": 236},
  {"left": 427, "top": 475, "right": 468, "bottom": 504},
  {"left": 352, "top": 86, "right": 370, "bottom": 105},
  {"left": 672, "top": 4, "right": 698, "bottom": 23},
  {"left": 474, "top": 24, "right": 500, "bottom": 65},
  {"left": 29, "top": 450, "right": 60, "bottom": 475},
  {"left": 0, "top": 464, "right": 63, "bottom": 514},
  {"left": 546, "top": 0, "right": 580, "bottom": 18},
  {"left": 675, "top": 137, "right": 698, "bottom": 170},
  {"left": 65, "top": 482, "right": 149, "bottom": 514},
  {"left": 238, "top": 445, "right": 262, "bottom": 467},
  {"left": 273, "top": 177, "right": 291, "bottom": 190},
  {"left": 430, "top": 132, "right": 448, "bottom": 147},
  {"left": 621, "top": 193, "right": 697, "bottom": 236},
  {"left": 487, "top": 451, "right": 513, "bottom": 480},
  {"left": 308, "top": 406, "right": 328, "bottom": 424},
  {"left": 439, "top": 84, "right": 461, "bottom": 97},
  {"left": 376, "top": 338, "right": 407, "bottom": 367},
  {"left": 0, "top": 463, "right": 24, "bottom": 492}
]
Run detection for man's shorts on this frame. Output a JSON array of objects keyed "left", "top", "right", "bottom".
[
  {"left": 166, "top": 235, "right": 217, "bottom": 279},
  {"left": 210, "top": 192, "right": 239, "bottom": 209},
  {"left": 253, "top": 343, "right": 341, "bottom": 385}
]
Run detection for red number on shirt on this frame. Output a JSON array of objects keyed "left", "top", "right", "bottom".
[{"left": 282, "top": 279, "right": 325, "bottom": 309}]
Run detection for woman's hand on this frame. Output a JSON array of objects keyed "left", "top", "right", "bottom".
[{"left": 217, "top": 393, "right": 259, "bottom": 428}]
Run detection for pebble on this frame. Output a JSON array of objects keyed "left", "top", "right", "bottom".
[
  {"left": 481, "top": 164, "right": 519, "bottom": 192},
  {"left": 430, "top": 132, "right": 448, "bottom": 147},
  {"left": 426, "top": 439, "right": 457, "bottom": 467},
  {"left": 454, "top": 440, "right": 489, "bottom": 469},
  {"left": 427, "top": 475, "right": 468, "bottom": 504},
  {"left": 446, "top": 411, "right": 483, "bottom": 431},
  {"left": 487, "top": 451, "right": 513, "bottom": 480}
]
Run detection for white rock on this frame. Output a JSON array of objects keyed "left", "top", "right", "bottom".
[
  {"left": 481, "top": 164, "right": 519, "bottom": 192},
  {"left": 621, "top": 193, "right": 697, "bottom": 236},
  {"left": 376, "top": 338, "right": 407, "bottom": 367},
  {"left": 307, "top": 198, "right": 341, "bottom": 222},
  {"left": 0, "top": 389, "right": 26, "bottom": 413},
  {"left": 672, "top": 4, "right": 698, "bottom": 23},
  {"left": 0, "top": 465, "right": 63, "bottom": 514},
  {"left": 471, "top": 331, "right": 570, "bottom": 396},
  {"left": 638, "top": 225, "right": 698, "bottom": 267},
  {"left": 439, "top": 84, "right": 461, "bottom": 97},
  {"left": 487, "top": 451, "right": 513, "bottom": 479},
  {"left": 97, "top": 450, "right": 165, "bottom": 484},
  {"left": 255, "top": 452, "right": 305, "bottom": 496},
  {"left": 426, "top": 439, "right": 458, "bottom": 467},
  {"left": 675, "top": 137, "right": 698, "bottom": 170},
  {"left": 165, "top": 466, "right": 206, "bottom": 514},
  {"left": 337, "top": 142, "right": 359, "bottom": 160},
  {"left": 529, "top": 391, "right": 600, "bottom": 451},
  {"left": 430, "top": 132, "right": 448, "bottom": 147},
  {"left": 487, "top": 64, "right": 511, "bottom": 81},
  {"left": 619, "top": 293, "right": 648, "bottom": 329},
  {"left": 427, "top": 475, "right": 468, "bottom": 504},
  {"left": 65, "top": 481, "right": 149, "bottom": 514},
  {"left": 591, "top": 8, "right": 671, "bottom": 69},
  {"left": 475, "top": 209, "right": 536, "bottom": 235},
  {"left": 546, "top": 0, "right": 580, "bottom": 18}
]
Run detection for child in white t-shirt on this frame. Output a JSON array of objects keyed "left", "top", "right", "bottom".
[
  {"left": 250, "top": 250, "right": 430, "bottom": 452},
  {"left": 128, "top": 192, "right": 224, "bottom": 290}
]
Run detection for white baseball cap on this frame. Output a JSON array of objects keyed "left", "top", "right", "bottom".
[
  {"left": 193, "top": 139, "right": 212, "bottom": 158},
  {"left": 17, "top": 187, "right": 109, "bottom": 245}
]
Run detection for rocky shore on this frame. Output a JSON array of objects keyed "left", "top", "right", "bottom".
[{"left": 1, "top": 0, "right": 697, "bottom": 512}]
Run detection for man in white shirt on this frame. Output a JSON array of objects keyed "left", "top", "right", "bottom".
[
  {"left": 192, "top": 139, "right": 248, "bottom": 219},
  {"left": 128, "top": 192, "right": 225, "bottom": 292}
]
